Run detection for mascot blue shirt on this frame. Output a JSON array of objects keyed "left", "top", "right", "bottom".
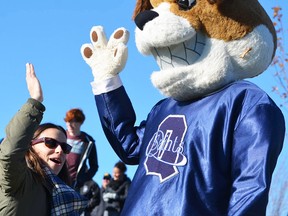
[{"left": 94, "top": 80, "right": 284, "bottom": 215}]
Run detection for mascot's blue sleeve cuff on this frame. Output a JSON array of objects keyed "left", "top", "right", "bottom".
[{"left": 90, "top": 75, "right": 123, "bottom": 95}]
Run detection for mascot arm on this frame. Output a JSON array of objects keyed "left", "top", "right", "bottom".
[
  {"left": 94, "top": 86, "right": 145, "bottom": 164},
  {"left": 81, "top": 26, "right": 129, "bottom": 93},
  {"left": 229, "top": 104, "right": 285, "bottom": 215}
]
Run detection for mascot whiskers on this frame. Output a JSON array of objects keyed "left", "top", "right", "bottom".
[{"left": 81, "top": 0, "right": 285, "bottom": 215}]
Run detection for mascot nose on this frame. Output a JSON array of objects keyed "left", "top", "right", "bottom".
[{"left": 135, "top": 10, "right": 159, "bottom": 31}]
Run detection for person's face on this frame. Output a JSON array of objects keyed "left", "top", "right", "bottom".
[
  {"left": 66, "top": 120, "right": 82, "bottom": 136},
  {"left": 113, "top": 167, "right": 124, "bottom": 181},
  {"left": 102, "top": 178, "right": 110, "bottom": 188},
  {"left": 32, "top": 128, "right": 67, "bottom": 175}
]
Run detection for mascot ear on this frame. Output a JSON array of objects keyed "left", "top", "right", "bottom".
[{"left": 133, "top": 0, "right": 153, "bottom": 20}]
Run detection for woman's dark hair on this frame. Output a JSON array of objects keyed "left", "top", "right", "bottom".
[
  {"left": 26, "top": 123, "right": 72, "bottom": 186},
  {"left": 114, "top": 161, "right": 127, "bottom": 173}
]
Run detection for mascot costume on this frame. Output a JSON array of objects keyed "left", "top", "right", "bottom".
[{"left": 81, "top": 0, "right": 285, "bottom": 215}]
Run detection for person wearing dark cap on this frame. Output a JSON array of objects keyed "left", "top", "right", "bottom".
[
  {"left": 91, "top": 173, "right": 112, "bottom": 216},
  {"left": 64, "top": 108, "right": 99, "bottom": 190}
]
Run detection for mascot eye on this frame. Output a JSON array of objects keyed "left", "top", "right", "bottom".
[{"left": 177, "top": 0, "right": 196, "bottom": 10}]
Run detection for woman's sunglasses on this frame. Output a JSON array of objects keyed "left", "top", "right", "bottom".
[{"left": 31, "top": 137, "right": 72, "bottom": 154}]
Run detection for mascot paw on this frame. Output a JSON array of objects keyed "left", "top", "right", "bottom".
[{"left": 81, "top": 26, "right": 130, "bottom": 81}]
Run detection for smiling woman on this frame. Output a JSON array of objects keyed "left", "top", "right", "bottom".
[
  {"left": 29, "top": 123, "right": 71, "bottom": 177},
  {"left": 0, "top": 63, "right": 88, "bottom": 216}
]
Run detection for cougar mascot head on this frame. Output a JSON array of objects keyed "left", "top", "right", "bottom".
[{"left": 133, "top": 0, "right": 276, "bottom": 100}]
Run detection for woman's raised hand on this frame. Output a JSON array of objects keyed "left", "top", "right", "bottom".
[{"left": 26, "top": 63, "right": 43, "bottom": 102}]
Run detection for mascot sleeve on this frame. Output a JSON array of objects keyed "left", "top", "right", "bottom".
[
  {"left": 95, "top": 85, "right": 145, "bottom": 164},
  {"left": 228, "top": 101, "right": 285, "bottom": 214}
]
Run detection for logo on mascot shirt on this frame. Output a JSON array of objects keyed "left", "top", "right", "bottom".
[{"left": 144, "top": 115, "right": 188, "bottom": 182}]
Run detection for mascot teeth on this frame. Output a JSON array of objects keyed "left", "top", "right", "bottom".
[{"left": 152, "top": 32, "right": 206, "bottom": 70}]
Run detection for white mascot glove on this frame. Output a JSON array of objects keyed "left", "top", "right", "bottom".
[
  {"left": 81, "top": 26, "right": 129, "bottom": 81},
  {"left": 103, "top": 192, "right": 118, "bottom": 202}
]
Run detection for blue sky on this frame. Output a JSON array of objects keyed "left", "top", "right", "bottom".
[{"left": 0, "top": 0, "right": 287, "bottom": 187}]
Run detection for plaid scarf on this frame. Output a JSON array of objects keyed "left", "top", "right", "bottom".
[{"left": 43, "top": 167, "right": 88, "bottom": 215}]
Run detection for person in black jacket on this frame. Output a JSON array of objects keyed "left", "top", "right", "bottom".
[
  {"left": 91, "top": 173, "right": 112, "bottom": 216},
  {"left": 102, "top": 162, "right": 131, "bottom": 216},
  {"left": 80, "top": 179, "right": 101, "bottom": 216}
]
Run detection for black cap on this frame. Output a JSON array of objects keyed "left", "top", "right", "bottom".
[{"left": 103, "top": 173, "right": 111, "bottom": 180}]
